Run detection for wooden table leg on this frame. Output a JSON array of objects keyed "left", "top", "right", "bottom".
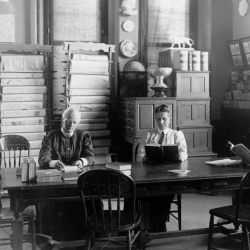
[{"left": 12, "top": 211, "right": 24, "bottom": 250}]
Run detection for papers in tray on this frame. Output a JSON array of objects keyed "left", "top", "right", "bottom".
[{"left": 205, "top": 158, "right": 242, "bottom": 167}]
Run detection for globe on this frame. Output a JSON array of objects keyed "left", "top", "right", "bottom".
[{"left": 123, "top": 60, "right": 146, "bottom": 84}]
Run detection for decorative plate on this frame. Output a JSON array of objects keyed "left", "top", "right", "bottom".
[
  {"left": 120, "top": 39, "right": 138, "bottom": 57},
  {"left": 122, "top": 20, "right": 135, "bottom": 32}
]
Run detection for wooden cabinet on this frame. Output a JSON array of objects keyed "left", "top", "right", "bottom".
[
  {"left": 117, "top": 97, "right": 176, "bottom": 161},
  {"left": 159, "top": 51, "right": 216, "bottom": 157},
  {"left": 0, "top": 44, "right": 52, "bottom": 165}
]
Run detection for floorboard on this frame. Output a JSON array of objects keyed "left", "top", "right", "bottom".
[{"left": 0, "top": 190, "right": 243, "bottom": 250}]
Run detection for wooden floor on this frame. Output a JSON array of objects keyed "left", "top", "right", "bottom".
[{"left": 0, "top": 191, "right": 244, "bottom": 250}]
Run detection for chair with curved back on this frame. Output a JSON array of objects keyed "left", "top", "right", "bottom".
[
  {"left": 0, "top": 134, "right": 30, "bottom": 169},
  {"left": 77, "top": 169, "right": 142, "bottom": 250},
  {"left": 208, "top": 170, "right": 250, "bottom": 250},
  {"left": 134, "top": 143, "right": 182, "bottom": 231},
  {"left": 0, "top": 134, "right": 36, "bottom": 249}
]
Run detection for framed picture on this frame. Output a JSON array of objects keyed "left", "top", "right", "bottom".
[
  {"left": 240, "top": 36, "right": 250, "bottom": 70},
  {"left": 228, "top": 40, "right": 245, "bottom": 70}
]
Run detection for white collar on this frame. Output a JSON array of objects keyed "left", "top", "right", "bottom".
[
  {"left": 157, "top": 127, "right": 170, "bottom": 135},
  {"left": 61, "top": 127, "right": 74, "bottom": 138}
]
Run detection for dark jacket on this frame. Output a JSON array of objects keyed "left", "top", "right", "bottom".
[{"left": 38, "top": 129, "right": 94, "bottom": 169}]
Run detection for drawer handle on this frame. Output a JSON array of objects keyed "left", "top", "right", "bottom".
[{"left": 213, "top": 182, "right": 227, "bottom": 187}]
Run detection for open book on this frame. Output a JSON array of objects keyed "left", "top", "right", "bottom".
[
  {"left": 145, "top": 144, "right": 179, "bottom": 163},
  {"left": 228, "top": 141, "right": 250, "bottom": 164}
]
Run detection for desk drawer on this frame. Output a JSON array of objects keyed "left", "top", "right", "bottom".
[{"left": 200, "top": 178, "right": 241, "bottom": 191}]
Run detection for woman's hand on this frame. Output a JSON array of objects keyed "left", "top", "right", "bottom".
[
  {"left": 55, "top": 161, "right": 65, "bottom": 171},
  {"left": 73, "top": 160, "right": 84, "bottom": 172}
]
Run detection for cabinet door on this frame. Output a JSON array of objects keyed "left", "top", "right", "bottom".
[
  {"left": 135, "top": 99, "right": 176, "bottom": 136},
  {"left": 175, "top": 72, "right": 209, "bottom": 98},
  {"left": 179, "top": 126, "right": 213, "bottom": 154},
  {"left": 177, "top": 100, "right": 210, "bottom": 126}
]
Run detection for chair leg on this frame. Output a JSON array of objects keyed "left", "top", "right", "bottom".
[
  {"left": 139, "top": 223, "right": 143, "bottom": 250},
  {"left": 177, "top": 194, "right": 182, "bottom": 230},
  {"left": 242, "top": 225, "right": 250, "bottom": 250},
  {"left": 85, "top": 230, "right": 92, "bottom": 250},
  {"left": 91, "top": 232, "right": 95, "bottom": 249},
  {"left": 126, "top": 229, "right": 131, "bottom": 250},
  {"left": 30, "top": 220, "right": 36, "bottom": 250},
  {"left": 208, "top": 214, "right": 214, "bottom": 250}
]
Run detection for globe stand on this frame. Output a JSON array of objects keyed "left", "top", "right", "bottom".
[{"left": 120, "top": 71, "right": 147, "bottom": 97}]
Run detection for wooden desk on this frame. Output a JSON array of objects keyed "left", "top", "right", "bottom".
[{"left": 2, "top": 157, "right": 249, "bottom": 250}]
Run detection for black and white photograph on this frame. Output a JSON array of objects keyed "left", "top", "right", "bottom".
[
  {"left": 243, "top": 41, "right": 250, "bottom": 53},
  {"left": 0, "top": 1, "right": 250, "bottom": 250},
  {"left": 237, "top": 55, "right": 243, "bottom": 66},
  {"left": 235, "top": 43, "right": 241, "bottom": 54},
  {"left": 230, "top": 44, "right": 236, "bottom": 55}
]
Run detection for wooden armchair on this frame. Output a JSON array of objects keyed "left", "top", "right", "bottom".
[
  {"left": 77, "top": 169, "right": 142, "bottom": 250},
  {"left": 208, "top": 170, "right": 250, "bottom": 250},
  {"left": 0, "top": 134, "right": 36, "bottom": 249},
  {"left": 0, "top": 134, "right": 30, "bottom": 169}
]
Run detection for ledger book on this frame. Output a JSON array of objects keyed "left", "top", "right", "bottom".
[{"left": 145, "top": 144, "right": 179, "bottom": 163}]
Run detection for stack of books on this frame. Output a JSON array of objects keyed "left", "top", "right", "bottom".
[{"left": 105, "top": 162, "right": 131, "bottom": 176}]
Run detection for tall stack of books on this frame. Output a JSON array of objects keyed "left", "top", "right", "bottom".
[{"left": 105, "top": 162, "right": 131, "bottom": 176}]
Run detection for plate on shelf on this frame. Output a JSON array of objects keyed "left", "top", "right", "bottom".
[
  {"left": 122, "top": 20, "right": 135, "bottom": 32},
  {"left": 120, "top": 39, "right": 138, "bottom": 57}
]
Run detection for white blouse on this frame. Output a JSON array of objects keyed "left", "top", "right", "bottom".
[{"left": 136, "top": 128, "right": 188, "bottom": 162}]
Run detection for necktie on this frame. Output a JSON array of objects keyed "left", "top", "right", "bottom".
[{"left": 158, "top": 132, "right": 165, "bottom": 144}]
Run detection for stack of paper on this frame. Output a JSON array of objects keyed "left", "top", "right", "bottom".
[{"left": 205, "top": 158, "right": 242, "bottom": 167}]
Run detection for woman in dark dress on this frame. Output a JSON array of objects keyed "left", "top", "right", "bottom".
[{"left": 38, "top": 107, "right": 94, "bottom": 241}]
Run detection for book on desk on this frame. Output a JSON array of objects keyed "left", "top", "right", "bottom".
[
  {"left": 228, "top": 141, "right": 250, "bottom": 164},
  {"left": 145, "top": 144, "right": 179, "bottom": 163},
  {"left": 36, "top": 169, "right": 62, "bottom": 183},
  {"left": 105, "top": 162, "right": 132, "bottom": 175},
  {"left": 61, "top": 171, "right": 80, "bottom": 181}
]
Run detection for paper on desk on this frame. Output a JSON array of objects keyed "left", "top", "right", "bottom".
[
  {"left": 63, "top": 166, "right": 79, "bottom": 173},
  {"left": 166, "top": 169, "right": 190, "bottom": 174},
  {"left": 205, "top": 158, "right": 242, "bottom": 167}
]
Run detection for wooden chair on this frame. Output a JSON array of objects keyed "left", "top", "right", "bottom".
[
  {"left": 167, "top": 194, "right": 182, "bottom": 230},
  {"left": 0, "top": 135, "right": 36, "bottom": 249},
  {"left": 0, "top": 134, "right": 30, "bottom": 169},
  {"left": 77, "top": 169, "right": 142, "bottom": 250},
  {"left": 208, "top": 170, "right": 250, "bottom": 250},
  {"left": 134, "top": 143, "right": 182, "bottom": 230}
]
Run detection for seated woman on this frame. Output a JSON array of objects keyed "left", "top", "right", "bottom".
[
  {"left": 38, "top": 107, "right": 94, "bottom": 241},
  {"left": 39, "top": 107, "right": 94, "bottom": 170},
  {"left": 136, "top": 104, "right": 188, "bottom": 233}
]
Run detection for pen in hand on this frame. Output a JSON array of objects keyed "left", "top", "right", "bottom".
[{"left": 56, "top": 151, "right": 65, "bottom": 171}]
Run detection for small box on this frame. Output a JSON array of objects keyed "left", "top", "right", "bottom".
[
  {"left": 159, "top": 48, "right": 194, "bottom": 71},
  {"left": 173, "top": 71, "right": 210, "bottom": 98},
  {"left": 21, "top": 158, "right": 29, "bottom": 182},
  {"left": 28, "top": 158, "right": 36, "bottom": 182}
]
